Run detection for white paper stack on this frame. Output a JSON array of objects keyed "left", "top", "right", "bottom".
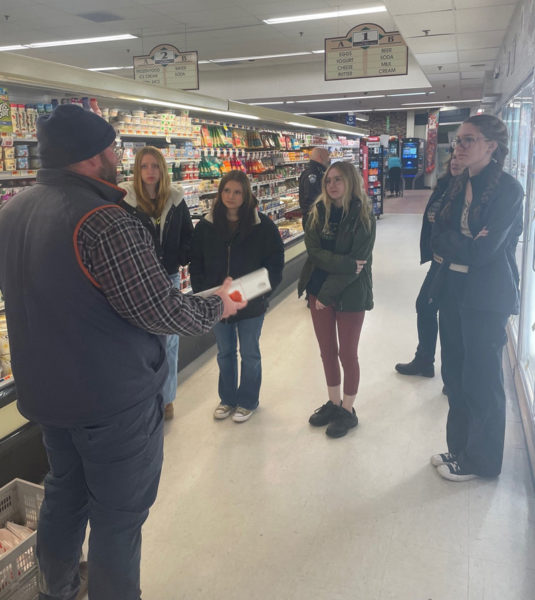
[{"left": 194, "top": 267, "right": 271, "bottom": 301}]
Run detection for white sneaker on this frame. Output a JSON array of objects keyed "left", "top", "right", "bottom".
[
  {"left": 213, "top": 404, "right": 235, "bottom": 420},
  {"left": 232, "top": 407, "right": 254, "bottom": 423},
  {"left": 436, "top": 461, "right": 479, "bottom": 482},
  {"left": 430, "top": 452, "right": 456, "bottom": 467}
]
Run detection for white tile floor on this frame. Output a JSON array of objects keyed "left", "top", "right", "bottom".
[{"left": 140, "top": 213, "right": 535, "bottom": 600}]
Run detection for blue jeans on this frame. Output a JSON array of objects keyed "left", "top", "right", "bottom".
[
  {"left": 162, "top": 273, "right": 180, "bottom": 405},
  {"left": 37, "top": 396, "right": 164, "bottom": 600},
  {"left": 213, "top": 315, "right": 264, "bottom": 410}
]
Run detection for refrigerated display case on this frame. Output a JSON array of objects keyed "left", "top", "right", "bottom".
[{"left": 501, "top": 75, "right": 535, "bottom": 474}]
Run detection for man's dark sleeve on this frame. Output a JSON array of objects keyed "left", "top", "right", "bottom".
[{"left": 299, "top": 170, "right": 322, "bottom": 215}]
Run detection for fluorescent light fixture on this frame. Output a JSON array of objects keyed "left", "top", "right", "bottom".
[
  {"left": 29, "top": 34, "right": 137, "bottom": 49},
  {"left": 300, "top": 110, "right": 368, "bottom": 121},
  {"left": 373, "top": 106, "right": 453, "bottom": 111},
  {"left": 331, "top": 128, "right": 363, "bottom": 136},
  {"left": 88, "top": 66, "right": 134, "bottom": 71},
  {"left": 264, "top": 6, "right": 387, "bottom": 25},
  {"left": 0, "top": 34, "right": 137, "bottom": 52},
  {"left": 295, "top": 95, "right": 385, "bottom": 103},
  {"left": 387, "top": 91, "right": 435, "bottom": 97},
  {"left": 210, "top": 51, "right": 311, "bottom": 63},
  {"left": 402, "top": 99, "right": 480, "bottom": 106},
  {"left": 0, "top": 45, "right": 27, "bottom": 52},
  {"left": 439, "top": 106, "right": 458, "bottom": 111},
  {"left": 248, "top": 101, "right": 285, "bottom": 105},
  {"left": 286, "top": 121, "right": 318, "bottom": 129},
  {"left": 140, "top": 98, "right": 259, "bottom": 120},
  {"left": 312, "top": 50, "right": 325, "bottom": 54}
]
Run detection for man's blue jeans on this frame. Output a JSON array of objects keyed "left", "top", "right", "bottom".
[
  {"left": 162, "top": 272, "right": 181, "bottom": 405},
  {"left": 37, "top": 395, "right": 164, "bottom": 600},
  {"left": 213, "top": 315, "right": 264, "bottom": 410}
]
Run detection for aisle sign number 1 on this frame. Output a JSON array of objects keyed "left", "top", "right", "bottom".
[{"left": 325, "top": 23, "right": 408, "bottom": 81}]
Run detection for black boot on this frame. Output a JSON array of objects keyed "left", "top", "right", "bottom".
[{"left": 395, "top": 357, "right": 434, "bottom": 377}]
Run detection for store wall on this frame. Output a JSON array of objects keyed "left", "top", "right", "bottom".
[
  {"left": 197, "top": 54, "right": 430, "bottom": 100},
  {"left": 486, "top": 0, "right": 535, "bottom": 103}
]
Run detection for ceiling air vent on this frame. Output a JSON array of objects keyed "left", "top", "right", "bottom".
[{"left": 77, "top": 12, "right": 123, "bottom": 23}]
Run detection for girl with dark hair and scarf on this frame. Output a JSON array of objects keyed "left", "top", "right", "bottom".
[{"left": 430, "top": 114, "right": 524, "bottom": 481}]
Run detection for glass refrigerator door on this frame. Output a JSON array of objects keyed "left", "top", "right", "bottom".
[
  {"left": 509, "top": 86, "right": 534, "bottom": 337},
  {"left": 518, "top": 83, "right": 535, "bottom": 414}
]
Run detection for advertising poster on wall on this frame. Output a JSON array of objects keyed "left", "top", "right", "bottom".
[{"left": 425, "top": 109, "right": 439, "bottom": 174}]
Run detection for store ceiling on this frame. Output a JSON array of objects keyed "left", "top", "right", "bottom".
[{"left": 0, "top": 0, "right": 519, "bottom": 116}]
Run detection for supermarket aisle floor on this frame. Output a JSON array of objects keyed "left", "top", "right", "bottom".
[{"left": 140, "top": 213, "right": 535, "bottom": 600}]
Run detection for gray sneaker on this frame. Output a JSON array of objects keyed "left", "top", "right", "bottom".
[
  {"left": 213, "top": 404, "right": 235, "bottom": 420},
  {"left": 232, "top": 407, "right": 255, "bottom": 423}
]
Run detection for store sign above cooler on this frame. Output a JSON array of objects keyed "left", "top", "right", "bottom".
[
  {"left": 133, "top": 44, "right": 199, "bottom": 91},
  {"left": 324, "top": 24, "right": 408, "bottom": 82}
]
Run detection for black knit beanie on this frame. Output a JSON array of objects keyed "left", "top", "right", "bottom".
[{"left": 37, "top": 104, "right": 117, "bottom": 168}]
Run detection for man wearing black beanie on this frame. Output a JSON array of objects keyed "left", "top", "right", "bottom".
[{"left": 0, "top": 104, "right": 246, "bottom": 600}]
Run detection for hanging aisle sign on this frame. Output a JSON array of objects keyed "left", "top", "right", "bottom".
[
  {"left": 325, "top": 23, "right": 408, "bottom": 81},
  {"left": 134, "top": 44, "right": 199, "bottom": 91}
]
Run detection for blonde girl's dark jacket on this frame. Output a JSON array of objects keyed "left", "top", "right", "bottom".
[
  {"left": 298, "top": 197, "right": 375, "bottom": 311},
  {"left": 118, "top": 181, "right": 193, "bottom": 274}
]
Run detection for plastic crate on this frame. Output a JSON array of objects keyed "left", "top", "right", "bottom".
[
  {"left": 0, "top": 479, "right": 43, "bottom": 599},
  {"left": 5, "top": 570, "right": 38, "bottom": 600}
]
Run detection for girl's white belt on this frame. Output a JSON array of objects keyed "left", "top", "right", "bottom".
[{"left": 433, "top": 253, "right": 469, "bottom": 273}]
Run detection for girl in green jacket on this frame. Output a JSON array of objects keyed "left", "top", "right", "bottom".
[{"left": 298, "top": 161, "right": 376, "bottom": 438}]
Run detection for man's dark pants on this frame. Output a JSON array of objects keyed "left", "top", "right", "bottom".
[{"left": 37, "top": 395, "right": 164, "bottom": 600}]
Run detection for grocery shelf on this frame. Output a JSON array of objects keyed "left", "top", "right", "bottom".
[
  {"left": 282, "top": 232, "right": 304, "bottom": 245},
  {"left": 0, "top": 171, "right": 37, "bottom": 180},
  {"left": 1, "top": 136, "right": 38, "bottom": 143},
  {"left": 117, "top": 133, "right": 194, "bottom": 140}
]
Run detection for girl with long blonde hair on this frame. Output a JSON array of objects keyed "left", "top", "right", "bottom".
[
  {"left": 298, "top": 161, "right": 376, "bottom": 438},
  {"left": 119, "top": 146, "right": 193, "bottom": 420}
]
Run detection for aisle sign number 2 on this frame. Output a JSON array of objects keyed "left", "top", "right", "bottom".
[{"left": 134, "top": 44, "right": 199, "bottom": 90}]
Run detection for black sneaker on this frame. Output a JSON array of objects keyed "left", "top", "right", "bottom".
[
  {"left": 436, "top": 460, "right": 478, "bottom": 482},
  {"left": 395, "top": 357, "right": 434, "bottom": 377},
  {"left": 325, "top": 406, "right": 358, "bottom": 438},
  {"left": 309, "top": 400, "right": 339, "bottom": 427}
]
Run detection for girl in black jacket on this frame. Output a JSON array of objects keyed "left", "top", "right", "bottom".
[
  {"left": 119, "top": 146, "right": 193, "bottom": 420},
  {"left": 189, "top": 171, "right": 284, "bottom": 423},
  {"left": 430, "top": 114, "right": 523, "bottom": 481},
  {"left": 395, "top": 154, "right": 463, "bottom": 380}
]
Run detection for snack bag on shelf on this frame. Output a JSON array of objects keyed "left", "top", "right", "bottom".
[
  {"left": 200, "top": 125, "right": 213, "bottom": 147},
  {"left": 0, "top": 89, "right": 13, "bottom": 134}
]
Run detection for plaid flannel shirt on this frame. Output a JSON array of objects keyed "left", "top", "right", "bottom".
[{"left": 77, "top": 205, "right": 222, "bottom": 336}]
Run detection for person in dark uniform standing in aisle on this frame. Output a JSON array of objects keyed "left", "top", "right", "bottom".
[
  {"left": 299, "top": 147, "right": 330, "bottom": 228},
  {"left": 0, "top": 105, "right": 246, "bottom": 600},
  {"left": 395, "top": 153, "right": 463, "bottom": 381},
  {"left": 429, "top": 114, "right": 523, "bottom": 482}
]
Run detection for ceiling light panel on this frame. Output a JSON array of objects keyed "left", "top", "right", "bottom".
[
  {"left": 264, "top": 6, "right": 387, "bottom": 25},
  {"left": 295, "top": 95, "right": 385, "bottom": 103}
]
